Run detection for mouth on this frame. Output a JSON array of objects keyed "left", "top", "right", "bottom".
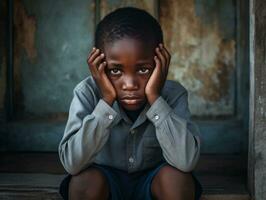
[
  {"left": 120, "top": 98, "right": 142, "bottom": 105},
  {"left": 120, "top": 95, "right": 143, "bottom": 105}
]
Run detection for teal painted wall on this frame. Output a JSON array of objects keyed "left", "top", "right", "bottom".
[
  {"left": 0, "top": 0, "right": 249, "bottom": 154},
  {"left": 15, "top": 0, "right": 94, "bottom": 116}
]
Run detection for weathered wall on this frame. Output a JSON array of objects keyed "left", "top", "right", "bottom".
[
  {"left": 1, "top": 0, "right": 249, "bottom": 153},
  {"left": 249, "top": 0, "right": 266, "bottom": 199},
  {"left": 0, "top": 0, "right": 7, "bottom": 122},
  {"left": 99, "top": 0, "right": 237, "bottom": 117},
  {"left": 100, "top": 0, "right": 157, "bottom": 19},
  {"left": 161, "top": 0, "right": 236, "bottom": 116},
  {"left": 13, "top": 0, "right": 95, "bottom": 117},
  {"left": 13, "top": 0, "right": 237, "bottom": 118}
]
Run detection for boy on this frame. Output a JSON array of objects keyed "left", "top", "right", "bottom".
[{"left": 58, "top": 7, "right": 202, "bottom": 200}]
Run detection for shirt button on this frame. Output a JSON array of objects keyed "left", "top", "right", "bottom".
[
  {"left": 108, "top": 114, "right": 113, "bottom": 120},
  {"left": 129, "top": 157, "right": 134, "bottom": 163},
  {"left": 130, "top": 129, "right": 135, "bottom": 134},
  {"left": 154, "top": 115, "right": 159, "bottom": 120}
]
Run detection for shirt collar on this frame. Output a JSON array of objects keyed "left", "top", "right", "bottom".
[{"left": 112, "top": 101, "right": 150, "bottom": 130}]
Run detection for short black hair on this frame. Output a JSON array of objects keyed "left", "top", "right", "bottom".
[{"left": 95, "top": 7, "right": 163, "bottom": 50}]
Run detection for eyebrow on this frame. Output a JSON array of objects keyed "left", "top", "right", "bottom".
[
  {"left": 108, "top": 63, "right": 123, "bottom": 68},
  {"left": 136, "top": 61, "right": 153, "bottom": 65},
  {"left": 108, "top": 60, "right": 152, "bottom": 66}
]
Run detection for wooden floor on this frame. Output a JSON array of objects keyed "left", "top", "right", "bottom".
[{"left": 0, "top": 153, "right": 250, "bottom": 200}]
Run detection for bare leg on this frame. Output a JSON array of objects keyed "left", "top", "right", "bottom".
[
  {"left": 151, "top": 165, "right": 195, "bottom": 200},
  {"left": 69, "top": 168, "right": 109, "bottom": 200}
]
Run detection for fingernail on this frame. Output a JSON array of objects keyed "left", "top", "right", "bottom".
[
  {"left": 101, "top": 53, "right": 104, "bottom": 57},
  {"left": 92, "top": 47, "right": 96, "bottom": 50}
]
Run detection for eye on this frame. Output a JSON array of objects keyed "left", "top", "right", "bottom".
[
  {"left": 109, "top": 68, "right": 122, "bottom": 75},
  {"left": 138, "top": 67, "right": 150, "bottom": 74}
]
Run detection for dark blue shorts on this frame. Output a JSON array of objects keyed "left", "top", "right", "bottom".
[{"left": 59, "top": 162, "right": 202, "bottom": 200}]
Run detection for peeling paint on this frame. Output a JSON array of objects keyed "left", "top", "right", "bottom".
[
  {"left": 160, "top": 0, "right": 236, "bottom": 116},
  {"left": 13, "top": 0, "right": 37, "bottom": 114},
  {"left": 15, "top": 0, "right": 94, "bottom": 115},
  {"left": 14, "top": 0, "right": 37, "bottom": 62},
  {"left": 186, "top": 39, "right": 235, "bottom": 102}
]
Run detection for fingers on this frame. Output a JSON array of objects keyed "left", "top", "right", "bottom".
[
  {"left": 154, "top": 55, "right": 161, "bottom": 71},
  {"left": 159, "top": 44, "right": 171, "bottom": 67},
  {"left": 93, "top": 53, "right": 105, "bottom": 67},
  {"left": 87, "top": 48, "right": 116, "bottom": 104},
  {"left": 87, "top": 47, "right": 106, "bottom": 77},
  {"left": 155, "top": 44, "right": 171, "bottom": 78},
  {"left": 88, "top": 47, "right": 96, "bottom": 59},
  {"left": 88, "top": 48, "right": 100, "bottom": 64},
  {"left": 155, "top": 47, "right": 166, "bottom": 75},
  {"left": 98, "top": 61, "right": 107, "bottom": 74}
]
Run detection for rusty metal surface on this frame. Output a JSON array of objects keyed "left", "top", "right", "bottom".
[
  {"left": 100, "top": 0, "right": 157, "bottom": 19},
  {"left": 160, "top": 0, "right": 236, "bottom": 116},
  {"left": 13, "top": 0, "right": 95, "bottom": 116}
]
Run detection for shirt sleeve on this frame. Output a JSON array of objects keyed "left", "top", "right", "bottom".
[
  {"left": 146, "top": 91, "right": 201, "bottom": 172},
  {"left": 58, "top": 86, "right": 120, "bottom": 175}
]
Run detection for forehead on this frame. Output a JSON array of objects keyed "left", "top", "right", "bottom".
[{"left": 103, "top": 38, "right": 155, "bottom": 60}]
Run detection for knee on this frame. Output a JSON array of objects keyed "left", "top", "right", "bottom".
[
  {"left": 151, "top": 165, "right": 195, "bottom": 200},
  {"left": 156, "top": 165, "right": 193, "bottom": 185},
  {"left": 69, "top": 167, "right": 109, "bottom": 200}
]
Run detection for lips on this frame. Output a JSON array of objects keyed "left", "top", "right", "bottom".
[
  {"left": 121, "top": 98, "right": 142, "bottom": 105},
  {"left": 120, "top": 95, "right": 142, "bottom": 105}
]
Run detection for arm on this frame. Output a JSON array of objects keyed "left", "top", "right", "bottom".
[
  {"left": 59, "top": 47, "right": 118, "bottom": 175},
  {"left": 58, "top": 86, "right": 120, "bottom": 175},
  {"left": 145, "top": 43, "right": 200, "bottom": 172},
  {"left": 146, "top": 91, "right": 200, "bottom": 172}
]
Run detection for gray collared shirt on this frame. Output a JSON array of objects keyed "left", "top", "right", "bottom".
[{"left": 58, "top": 76, "right": 201, "bottom": 175}]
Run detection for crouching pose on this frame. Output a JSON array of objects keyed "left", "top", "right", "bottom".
[{"left": 58, "top": 7, "right": 202, "bottom": 200}]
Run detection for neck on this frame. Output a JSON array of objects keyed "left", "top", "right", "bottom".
[{"left": 125, "top": 105, "right": 145, "bottom": 122}]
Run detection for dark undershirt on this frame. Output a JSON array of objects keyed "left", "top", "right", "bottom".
[{"left": 124, "top": 105, "right": 146, "bottom": 122}]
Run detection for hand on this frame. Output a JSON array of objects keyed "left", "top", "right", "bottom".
[
  {"left": 145, "top": 43, "right": 171, "bottom": 105},
  {"left": 87, "top": 47, "right": 116, "bottom": 105}
]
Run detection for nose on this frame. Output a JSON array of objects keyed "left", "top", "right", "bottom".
[{"left": 122, "top": 75, "right": 138, "bottom": 91}]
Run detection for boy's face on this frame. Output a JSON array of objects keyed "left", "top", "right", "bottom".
[{"left": 104, "top": 38, "right": 155, "bottom": 111}]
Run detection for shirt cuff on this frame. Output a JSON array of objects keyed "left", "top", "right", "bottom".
[
  {"left": 146, "top": 96, "right": 172, "bottom": 126},
  {"left": 92, "top": 99, "right": 121, "bottom": 128}
]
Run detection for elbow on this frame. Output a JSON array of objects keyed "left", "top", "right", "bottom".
[
  {"left": 64, "top": 164, "right": 81, "bottom": 176},
  {"left": 176, "top": 159, "right": 198, "bottom": 172},
  {"left": 58, "top": 145, "right": 84, "bottom": 175},
  {"left": 59, "top": 155, "right": 85, "bottom": 175},
  {"left": 66, "top": 167, "right": 82, "bottom": 176},
  {"left": 64, "top": 160, "right": 94, "bottom": 176},
  {"left": 181, "top": 148, "right": 200, "bottom": 172},
  {"left": 179, "top": 136, "right": 201, "bottom": 172},
  {"left": 58, "top": 152, "right": 77, "bottom": 175},
  {"left": 58, "top": 137, "right": 96, "bottom": 175},
  {"left": 62, "top": 159, "right": 82, "bottom": 175},
  {"left": 165, "top": 154, "right": 199, "bottom": 173},
  {"left": 169, "top": 146, "right": 200, "bottom": 173}
]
